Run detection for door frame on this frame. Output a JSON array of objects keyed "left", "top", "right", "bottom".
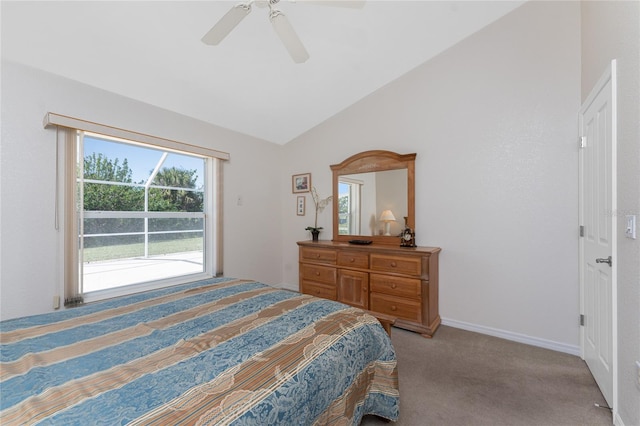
[{"left": 579, "top": 59, "right": 618, "bottom": 413}]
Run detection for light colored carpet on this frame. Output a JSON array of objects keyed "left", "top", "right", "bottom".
[{"left": 362, "top": 326, "right": 612, "bottom": 426}]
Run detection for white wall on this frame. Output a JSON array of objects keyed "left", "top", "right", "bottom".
[
  {"left": 0, "top": 61, "right": 284, "bottom": 320},
  {"left": 282, "top": 1, "right": 582, "bottom": 352},
  {"left": 376, "top": 169, "right": 407, "bottom": 237},
  {"left": 581, "top": 2, "right": 640, "bottom": 425}
]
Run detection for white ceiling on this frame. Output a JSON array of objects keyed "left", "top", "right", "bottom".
[{"left": 1, "top": 0, "right": 525, "bottom": 145}]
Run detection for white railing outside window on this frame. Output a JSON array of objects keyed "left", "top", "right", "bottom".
[{"left": 78, "top": 132, "right": 209, "bottom": 295}]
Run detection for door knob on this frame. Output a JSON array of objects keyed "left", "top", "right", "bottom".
[{"left": 595, "top": 256, "right": 612, "bottom": 267}]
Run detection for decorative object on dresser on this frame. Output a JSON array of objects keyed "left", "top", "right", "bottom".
[
  {"left": 400, "top": 216, "right": 416, "bottom": 248},
  {"left": 304, "top": 186, "right": 333, "bottom": 241},
  {"left": 379, "top": 209, "right": 396, "bottom": 236},
  {"left": 298, "top": 240, "right": 441, "bottom": 337}
]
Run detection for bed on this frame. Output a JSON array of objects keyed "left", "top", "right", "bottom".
[{"left": 0, "top": 278, "right": 399, "bottom": 425}]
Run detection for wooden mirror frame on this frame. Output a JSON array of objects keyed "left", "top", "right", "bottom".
[{"left": 331, "top": 150, "right": 416, "bottom": 246}]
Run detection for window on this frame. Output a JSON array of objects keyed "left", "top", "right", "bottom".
[
  {"left": 80, "top": 133, "right": 208, "bottom": 293},
  {"left": 46, "top": 113, "right": 228, "bottom": 305},
  {"left": 338, "top": 178, "right": 362, "bottom": 235}
]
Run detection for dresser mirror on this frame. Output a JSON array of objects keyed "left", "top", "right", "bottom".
[{"left": 331, "top": 150, "right": 416, "bottom": 245}]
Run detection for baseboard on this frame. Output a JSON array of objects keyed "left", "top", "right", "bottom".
[
  {"left": 269, "top": 291, "right": 583, "bottom": 356},
  {"left": 276, "top": 282, "right": 298, "bottom": 292},
  {"left": 614, "top": 411, "right": 625, "bottom": 426},
  {"left": 441, "top": 317, "right": 581, "bottom": 356}
]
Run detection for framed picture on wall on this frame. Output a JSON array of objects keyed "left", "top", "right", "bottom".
[
  {"left": 292, "top": 173, "right": 311, "bottom": 193},
  {"left": 296, "top": 196, "right": 305, "bottom": 216}
]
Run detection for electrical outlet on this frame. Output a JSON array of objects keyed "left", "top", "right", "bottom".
[
  {"left": 625, "top": 215, "right": 636, "bottom": 239},
  {"left": 636, "top": 361, "right": 640, "bottom": 388},
  {"left": 53, "top": 295, "right": 60, "bottom": 309}
]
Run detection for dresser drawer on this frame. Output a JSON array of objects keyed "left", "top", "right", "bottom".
[
  {"left": 370, "top": 254, "right": 422, "bottom": 276},
  {"left": 370, "top": 293, "right": 422, "bottom": 323},
  {"left": 337, "top": 251, "right": 369, "bottom": 269},
  {"left": 300, "top": 247, "right": 337, "bottom": 264},
  {"left": 301, "top": 281, "right": 337, "bottom": 300},
  {"left": 370, "top": 274, "right": 421, "bottom": 299},
  {"left": 301, "top": 264, "right": 337, "bottom": 285}
]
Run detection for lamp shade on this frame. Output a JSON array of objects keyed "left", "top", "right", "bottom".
[{"left": 380, "top": 210, "right": 396, "bottom": 222}]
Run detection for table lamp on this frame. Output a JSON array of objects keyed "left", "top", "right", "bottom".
[{"left": 380, "top": 210, "right": 396, "bottom": 236}]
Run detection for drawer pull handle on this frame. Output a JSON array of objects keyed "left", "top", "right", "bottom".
[
  {"left": 390, "top": 262, "right": 397, "bottom": 267},
  {"left": 390, "top": 305, "right": 397, "bottom": 312},
  {"left": 391, "top": 283, "right": 397, "bottom": 289},
  {"left": 316, "top": 254, "right": 321, "bottom": 258},
  {"left": 349, "top": 258, "right": 355, "bottom": 263},
  {"left": 315, "top": 271, "right": 320, "bottom": 276}
]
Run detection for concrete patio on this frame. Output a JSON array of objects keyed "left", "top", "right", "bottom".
[{"left": 82, "top": 251, "right": 204, "bottom": 292}]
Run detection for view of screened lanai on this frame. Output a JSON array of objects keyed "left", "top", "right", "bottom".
[{"left": 80, "top": 133, "right": 207, "bottom": 293}]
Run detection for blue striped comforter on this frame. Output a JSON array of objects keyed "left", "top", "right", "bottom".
[{"left": 1, "top": 278, "right": 399, "bottom": 425}]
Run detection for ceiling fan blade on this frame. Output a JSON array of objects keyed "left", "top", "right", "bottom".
[
  {"left": 270, "top": 10, "right": 310, "bottom": 63},
  {"left": 291, "top": 0, "right": 365, "bottom": 8},
  {"left": 201, "top": 3, "right": 252, "bottom": 45}
]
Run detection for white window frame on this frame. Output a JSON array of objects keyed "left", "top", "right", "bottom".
[
  {"left": 47, "top": 113, "right": 228, "bottom": 305},
  {"left": 338, "top": 177, "right": 363, "bottom": 235}
]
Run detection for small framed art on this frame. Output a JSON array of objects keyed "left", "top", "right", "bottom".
[
  {"left": 292, "top": 173, "right": 311, "bottom": 193},
  {"left": 296, "top": 196, "right": 305, "bottom": 216}
]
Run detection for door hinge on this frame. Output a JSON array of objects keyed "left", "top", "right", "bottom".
[
  {"left": 580, "top": 314, "right": 585, "bottom": 326},
  {"left": 579, "top": 136, "right": 587, "bottom": 148},
  {"left": 580, "top": 225, "right": 585, "bottom": 237}
]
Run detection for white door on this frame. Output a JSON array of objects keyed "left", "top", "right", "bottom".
[{"left": 579, "top": 61, "right": 617, "bottom": 407}]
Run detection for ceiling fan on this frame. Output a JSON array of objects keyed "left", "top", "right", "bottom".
[{"left": 201, "top": 0, "right": 365, "bottom": 63}]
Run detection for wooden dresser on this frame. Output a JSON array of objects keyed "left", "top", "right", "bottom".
[{"left": 297, "top": 240, "right": 441, "bottom": 337}]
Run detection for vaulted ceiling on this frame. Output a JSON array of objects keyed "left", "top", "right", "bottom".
[{"left": 1, "top": 1, "right": 525, "bottom": 144}]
